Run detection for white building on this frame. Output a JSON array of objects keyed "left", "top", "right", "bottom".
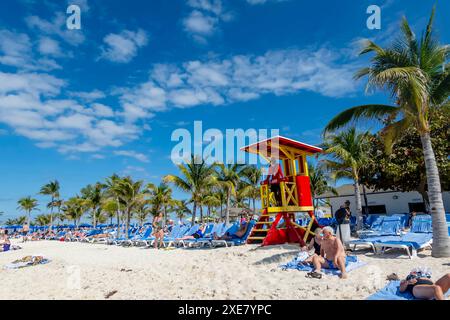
[{"left": 318, "top": 184, "right": 450, "bottom": 215}]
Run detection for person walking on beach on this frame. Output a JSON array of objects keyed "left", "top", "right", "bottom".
[
  {"left": 309, "top": 226, "right": 348, "bottom": 279},
  {"left": 22, "top": 223, "right": 29, "bottom": 242},
  {"left": 152, "top": 213, "right": 164, "bottom": 249},
  {"left": 334, "top": 201, "right": 351, "bottom": 248}
]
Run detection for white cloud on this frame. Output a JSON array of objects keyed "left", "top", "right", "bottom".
[
  {"left": 183, "top": 0, "right": 232, "bottom": 43},
  {"left": 69, "top": 89, "right": 106, "bottom": 101},
  {"left": 38, "top": 37, "right": 63, "bottom": 57},
  {"left": 246, "top": 0, "right": 288, "bottom": 5},
  {"left": 91, "top": 103, "right": 114, "bottom": 117},
  {"left": 114, "top": 150, "right": 149, "bottom": 163},
  {"left": 0, "top": 30, "right": 32, "bottom": 68},
  {"left": 25, "top": 13, "right": 85, "bottom": 46},
  {"left": 100, "top": 29, "right": 148, "bottom": 63},
  {"left": 118, "top": 47, "right": 359, "bottom": 119}
]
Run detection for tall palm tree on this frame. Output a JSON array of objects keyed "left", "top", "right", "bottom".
[
  {"left": 114, "top": 176, "right": 144, "bottom": 239},
  {"left": 81, "top": 183, "right": 104, "bottom": 228},
  {"left": 240, "top": 165, "right": 263, "bottom": 214},
  {"left": 324, "top": 8, "right": 450, "bottom": 256},
  {"left": 216, "top": 164, "right": 245, "bottom": 224},
  {"left": 39, "top": 180, "right": 60, "bottom": 230},
  {"left": 164, "top": 155, "right": 216, "bottom": 224},
  {"left": 321, "top": 128, "right": 371, "bottom": 230},
  {"left": 17, "top": 196, "right": 39, "bottom": 226},
  {"left": 104, "top": 174, "right": 124, "bottom": 237},
  {"left": 308, "top": 161, "right": 338, "bottom": 210}
]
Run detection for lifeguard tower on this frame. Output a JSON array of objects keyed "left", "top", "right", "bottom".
[{"left": 240, "top": 136, "right": 323, "bottom": 247}]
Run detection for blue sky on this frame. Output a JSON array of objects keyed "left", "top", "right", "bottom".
[{"left": 0, "top": 0, "right": 449, "bottom": 221}]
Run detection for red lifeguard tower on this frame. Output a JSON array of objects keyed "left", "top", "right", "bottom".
[{"left": 240, "top": 136, "right": 323, "bottom": 247}]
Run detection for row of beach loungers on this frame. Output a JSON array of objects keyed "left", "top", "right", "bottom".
[{"left": 46, "top": 220, "right": 256, "bottom": 249}]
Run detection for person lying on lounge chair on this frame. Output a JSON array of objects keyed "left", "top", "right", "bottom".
[
  {"left": 308, "top": 226, "right": 348, "bottom": 279},
  {"left": 213, "top": 220, "right": 250, "bottom": 240},
  {"left": 177, "top": 224, "right": 207, "bottom": 241},
  {"left": 399, "top": 270, "right": 450, "bottom": 300},
  {"left": 300, "top": 228, "right": 323, "bottom": 263}
]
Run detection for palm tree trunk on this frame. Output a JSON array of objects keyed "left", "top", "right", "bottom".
[
  {"left": 252, "top": 197, "right": 256, "bottom": 214},
  {"left": 199, "top": 205, "right": 203, "bottom": 223},
  {"left": 420, "top": 132, "right": 450, "bottom": 257},
  {"left": 49, "top": 196, "right": 54, "bottom": 231},
  {"left": 116, "top": 198, "right": 121, "bottom": 238},
  {"left": 163, "top": 206, "right": 167, "bottom": 228},
  {"left": 125, "top": 207, "right": 131, "bottom": 239},
  {"left": 225, "top": 187, "right": 231, "bottom": 225},
  {"left": 93, "top": 208, "right": 97, "bottom": 229},
  {"left": 353, "top": 180, "right": 363, "bottom": 230},
  {"left": 192, "top": 202, "right": 197, "bottom": 225}
]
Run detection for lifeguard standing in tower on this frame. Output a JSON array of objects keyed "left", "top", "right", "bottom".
[{"left": 241, "top": 136, "right": 323, "bottom": 247}]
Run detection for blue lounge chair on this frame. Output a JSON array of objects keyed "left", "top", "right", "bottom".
[
  {"left": 177, "top": 223, "right": 216, "bottom": 248},
  {"left": 348, "top": 216, "right": 403, "bottom": 252},
  {"left": 357, "top": 215, "right": 402, "bottom": 239},
  {"left": 211, "top": 221, "right": 255, "bottom": 247},
  {"left": 373, "top": 215, "right": 433, "bottom": 258},
  {"left": 170, "top": 224, "right": 200, "bottom": 248}
]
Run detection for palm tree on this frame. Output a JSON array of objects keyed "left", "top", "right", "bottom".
[
  {"left": 114, "top": 176, "right": 144, "bottom": 239},
  {"left": 17, "top": 196, "right": 39, "bottom": 226},
  {"left": 62, "top": 197, "right": 86, "bottom": 227},
  {"left": 6, "top": 216, "right": 27, "bottom": 226},
  {"left": 173, "top": 199, "right": 192, "bottom": 223},
  {"left": 164, "top": 155, "right": 216, "bottom": 224},
  {"left": 240, "top": 165, "right": 263, "bottom": 213},
  {"left": 81, "top": 183, "right": 104, "bottom": 228},
  {"left": 101, "top": 198, "right": 119, "bottom": 226},
  {"left": 39, "top": 180, "right": 60, "bottom": 230},
  {"left": 321, "top": 128, "right": 371, "bottom": 230},
  {"left": 147, "top": 182, "right": 175, "bottom": 226},
  {"left": 324, "top": 8, "right": 450, "bottom": 256},
  {"left": 104, "top": 174, "right": 124, "bottom": 237},
  {"left": 216, "top": 164, "right": 245, "bottom": 224},
  {"left": 308, "top": 161, "right": 338, "bottom": 210},
  {"left": 135, "top": 198, "right": 150, "bottom": 227},
  {"left": 34, "top": 214, "right": 52, "bottom": 226}
]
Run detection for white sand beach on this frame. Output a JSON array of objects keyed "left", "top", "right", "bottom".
[{"left": 1, "top": 240, "right": 449, "bottom": 300}]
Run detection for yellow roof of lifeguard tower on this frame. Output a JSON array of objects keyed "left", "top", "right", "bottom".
[{"left": 240, "top": 135, "right": 322, "bottom": 160}]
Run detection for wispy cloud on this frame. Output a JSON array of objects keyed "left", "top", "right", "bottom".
[
  {"left": 114, "top": 150, "right": 150, "bottom": 163},
  {"left": 245, "top": 0, "right": 288, "bottom": 5},
  {"left": 99, "top": 29, "right": 148, "bottom": 63},
  {"left": 183, "top": 0, "right": 233, "bottom": 43},
  {"left": 117, "top": 46, "right": 360, "bottom": 122}
]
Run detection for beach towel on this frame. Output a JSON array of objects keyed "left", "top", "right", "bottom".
[
  {"left": 367, "top": 280, "right": 450, "bottom": 300},
  {"left": 3, "top": 255, "right": 50, "bottom": 270},
  {"left": 280, "top": 254, "right": 366, "bottom": 276}
]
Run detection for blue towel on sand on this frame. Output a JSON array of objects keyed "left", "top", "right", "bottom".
[
  {"left": 368, "top": 280, "right": 450, "bottom": 300},
  {"left": 280, "top": 255, "right": 366, "bottom": 276}
]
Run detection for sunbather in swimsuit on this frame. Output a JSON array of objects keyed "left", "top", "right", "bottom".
[
  {"left": 400, "top": 270, "right": 450, "bottom": 300},
  {"left": 152, "top": 213, "right": 164, "bottom": 249},
  {"left": 214, "top": 221, "right": 249, "bottom": 240}
]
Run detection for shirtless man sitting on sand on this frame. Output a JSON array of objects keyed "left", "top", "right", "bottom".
[{"left": 309, "top": 226, "right": 348, "bottom": 279}]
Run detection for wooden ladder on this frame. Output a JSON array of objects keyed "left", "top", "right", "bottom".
[{"left": 247, "top": 209, "right": 273, "bottom": 244}]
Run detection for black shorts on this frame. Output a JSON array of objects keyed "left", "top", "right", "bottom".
[{"left": 193, "top": 233, "right": 201, "bottom": 239}]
